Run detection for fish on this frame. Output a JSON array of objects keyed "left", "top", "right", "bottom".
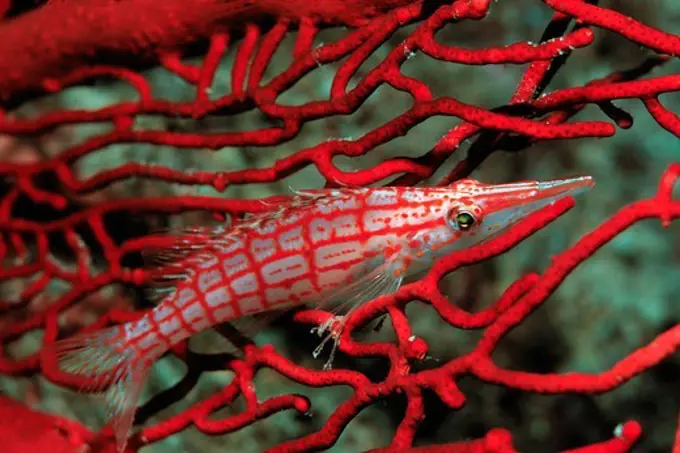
[{"left": 51, "top": 175, "right": 594, "bottom": 451}]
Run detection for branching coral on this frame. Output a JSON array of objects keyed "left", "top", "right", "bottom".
[{"left": 0, "top": 0, "right": 679, "bottom": 451}]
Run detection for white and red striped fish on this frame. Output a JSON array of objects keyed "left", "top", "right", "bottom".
[{"left": 53, "top": 176, "right": 593, "bottom": 451}]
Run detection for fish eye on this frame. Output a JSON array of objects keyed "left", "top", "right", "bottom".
[
  {"left": 456, "top": 211, "right": 476, "bottom": 230},
  {"left": 449, "top": 209, "right": 477, "bottom": 231}
]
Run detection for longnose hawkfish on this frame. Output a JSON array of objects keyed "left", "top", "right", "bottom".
[{"left": 53, "top": 176, "right": 593, "bottom": 451}]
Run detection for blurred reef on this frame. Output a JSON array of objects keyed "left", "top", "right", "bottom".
[{"left": 1, "top": 0, "right": 679, "bottom": 452}]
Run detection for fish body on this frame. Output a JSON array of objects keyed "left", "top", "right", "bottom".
[{"left": 53, "top": 176, "right": 594, "bottom": 451}]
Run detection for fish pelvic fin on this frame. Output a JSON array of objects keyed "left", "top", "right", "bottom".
[{"left": 53, "top": 325, "right": 159, "bottom": 453}]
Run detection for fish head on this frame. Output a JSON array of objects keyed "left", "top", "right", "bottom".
[
  {"left": 406, "top": 176, "right": 594, "bottom": 269},
  {"left": 443, "top": 175, "right": 594, "bottom": 247}
]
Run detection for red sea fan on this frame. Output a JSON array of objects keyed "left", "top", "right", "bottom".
[{"left": 0, "top": 0, "right": 679, "bottom": 452}]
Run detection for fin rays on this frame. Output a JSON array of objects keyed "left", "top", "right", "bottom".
[
  {"left": 310, "top": 256, "right": 405, "bottom": 369},
  {"left": 53, "top": 326, "right": 158, "bottom": 453}
]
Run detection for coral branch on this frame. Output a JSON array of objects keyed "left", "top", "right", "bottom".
[
  {"left": 0, "top": 0, "right": 678, "bottom": 451},
  {"left": 0, "top": 0, "right": 420, "bottom": 107}
]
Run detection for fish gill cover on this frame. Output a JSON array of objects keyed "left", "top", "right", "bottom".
[{"left": 0, "top": 0, "right": 678, "bottom": 452}]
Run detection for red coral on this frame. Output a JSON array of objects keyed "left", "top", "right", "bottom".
[
  {"left": 0, "top": 0, "right": 679, "bottom": 451},
  {"left": 0, "top": 395, "right": 94, "bottom": 453}
]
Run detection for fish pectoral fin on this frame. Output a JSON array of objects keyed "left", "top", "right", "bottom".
[
  {"left": 319, "top": 256, "right": 406, "bottom": 318},
  {"left": 310, "top": 256, "right": 406, "bottom": 369}
]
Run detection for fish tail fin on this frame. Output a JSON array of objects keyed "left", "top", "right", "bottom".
[{"left": 54, "top": 324, "right": 158, "bottom": 452}]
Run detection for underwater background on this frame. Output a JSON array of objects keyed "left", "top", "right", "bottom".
[{"left": 0, "top": 0, "right": 679, "bottom": 452}]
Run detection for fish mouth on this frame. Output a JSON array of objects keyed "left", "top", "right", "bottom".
[{"left": 473, "top": 175, "right": 594, "bottom": 223}]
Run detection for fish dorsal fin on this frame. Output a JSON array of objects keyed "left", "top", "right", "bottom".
[
  {"left": 292, "top": 187, "right": 362, "bottom": 200},
  {"left": 267, "top": 187, "right": 364, "bottom": 213},
  {"left": 141, "top": 225, "right": 231, "bottom": 265},
  {"left": 286, "top": 186, "right": 343, "bottom": 201},
  {"left": 141, "top": 225, "right": 244, "bottom": 304}
]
